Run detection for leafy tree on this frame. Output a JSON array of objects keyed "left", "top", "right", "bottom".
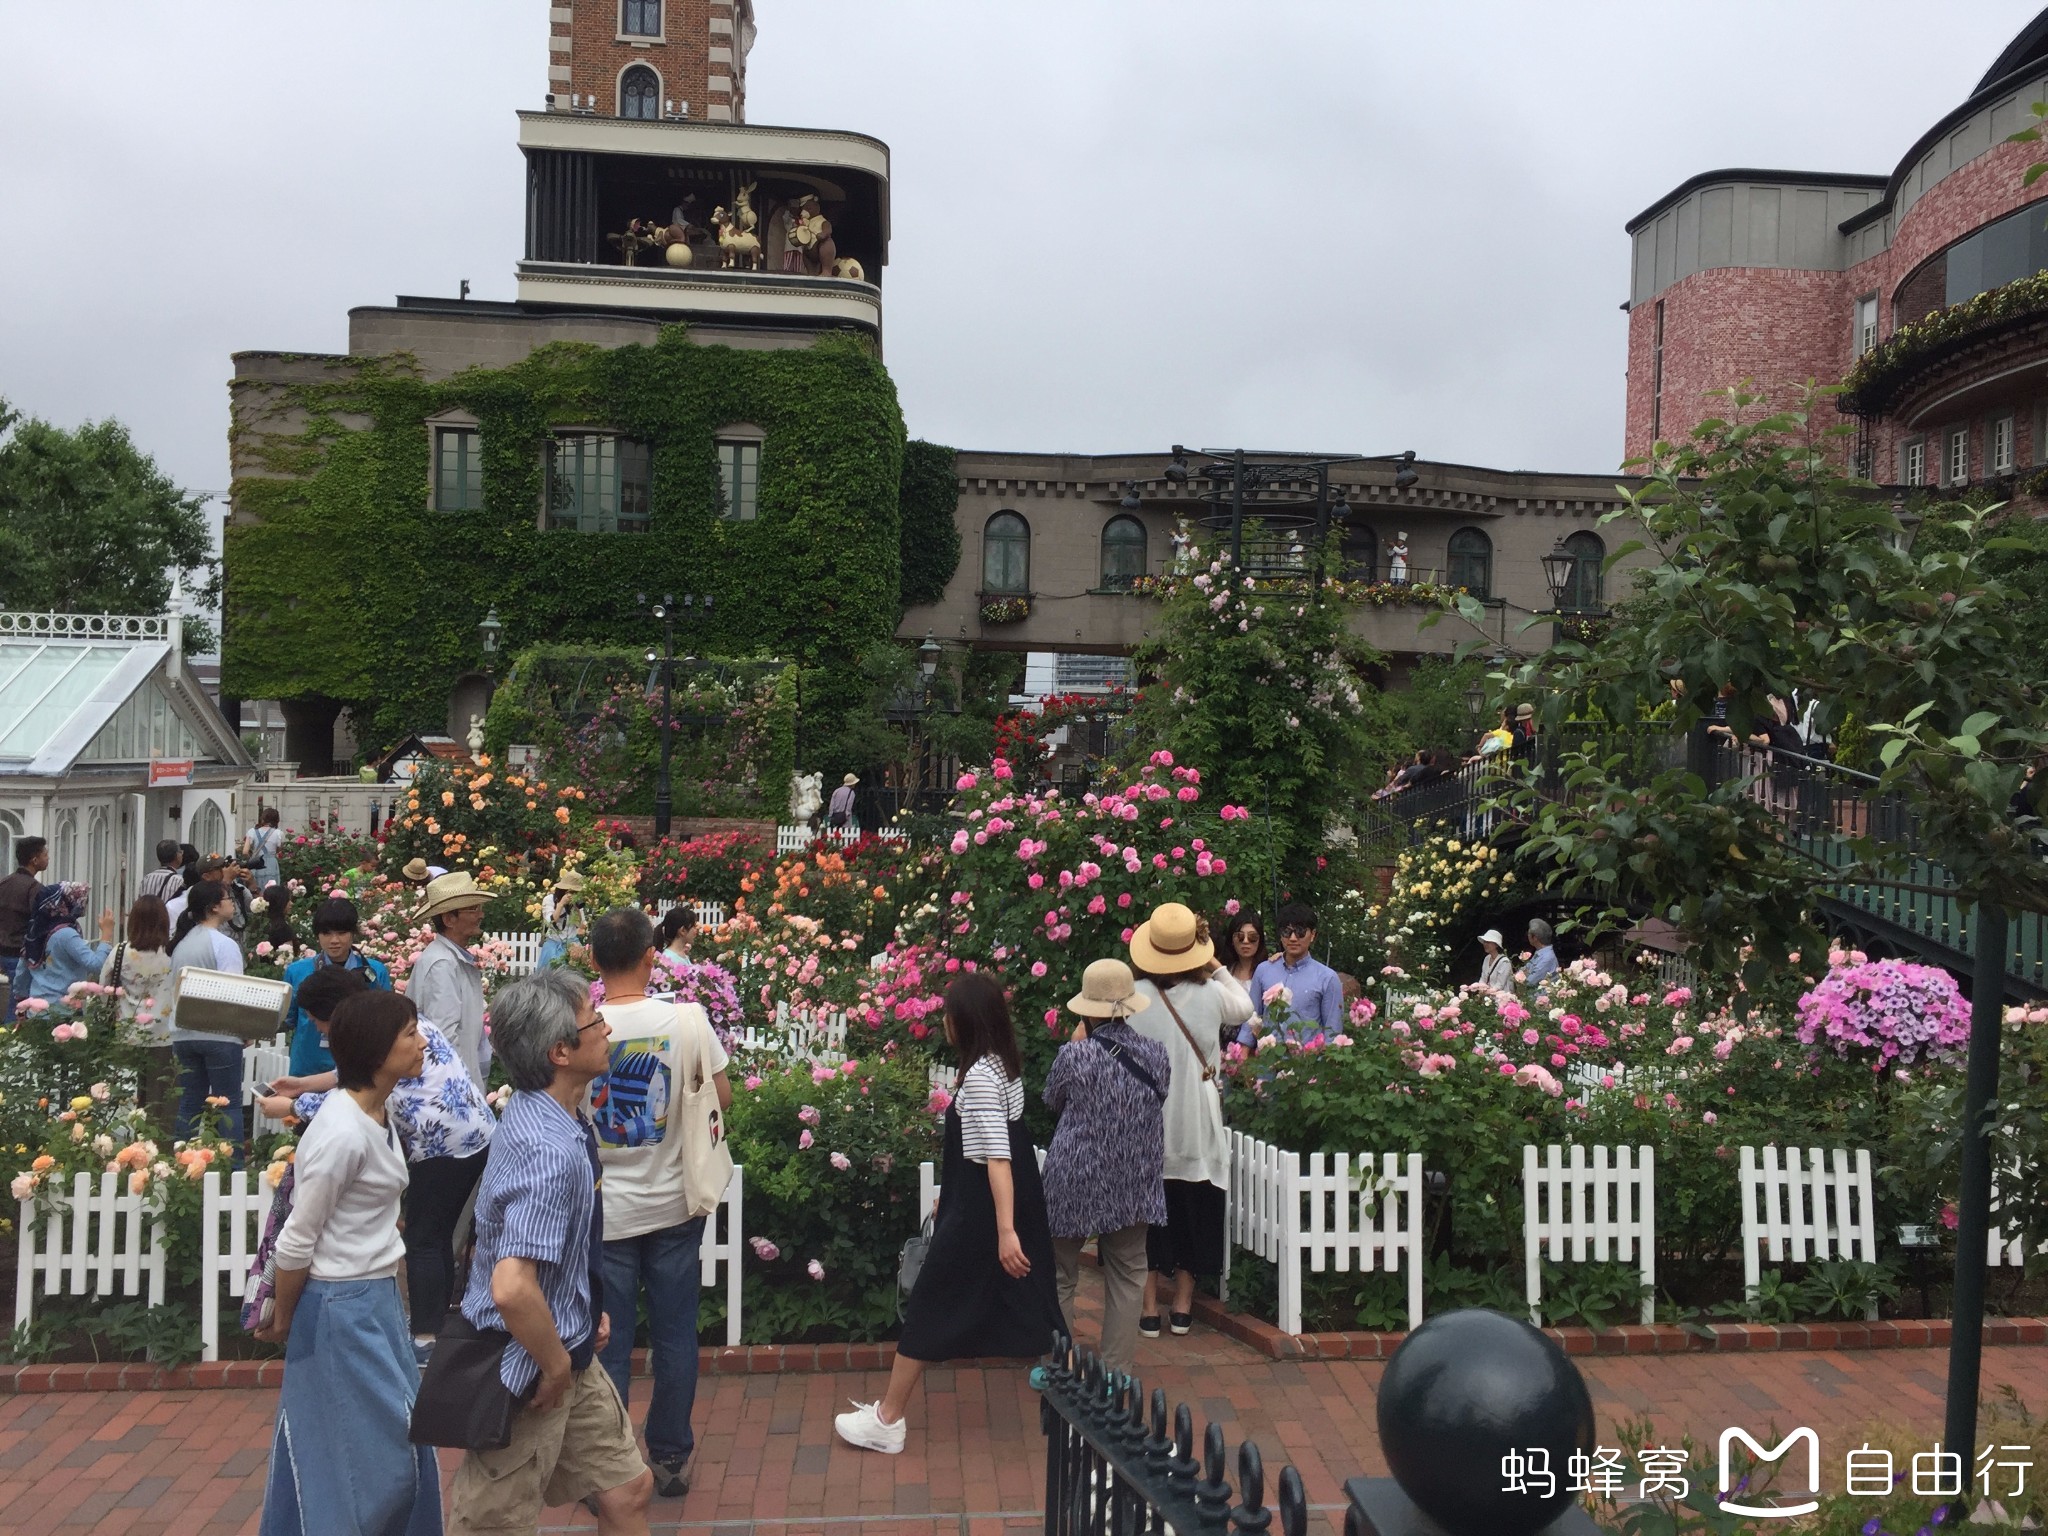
[
  {"left": 0, "top": 399, "right": 219, "bottom": 650},
  {"left": 1123, "top": 528, "right": 1399, "bottom": 882},
  {"left": 1508, "top": 387, "right": 2048, "bottom": 989}
]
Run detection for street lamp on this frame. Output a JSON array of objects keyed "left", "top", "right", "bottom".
[
  {"left": 638, "top": 591, "right": 713, "bottom": 838},
  {"left": 476, "top": 607, "right": 504, "bottom": 658},
  {"left": 1540, "top": 540, "right": 1577, "bottom": 612},
  {"left": 917, "top": 630, "right": 942, "bottom": 703}
]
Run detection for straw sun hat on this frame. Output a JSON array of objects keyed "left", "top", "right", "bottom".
[
  {"left": 1127, "top": 901, "right": 1215, "bottom": 975},
  {"left": 415, "top": 871, "right": 494, "bottom": 923},
  {"left": 1067, "top": 958, "right": 1152, "bottom": 1019},
  {"left": 552, "top": 869, "right": 587, "bottom": 894}
]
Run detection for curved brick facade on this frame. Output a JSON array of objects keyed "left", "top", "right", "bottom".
[{"left": 1625, "top": 14, "right": 2048, "bottom": 486}]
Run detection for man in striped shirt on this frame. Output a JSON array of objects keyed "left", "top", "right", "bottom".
[
  {"left": 446, "top": 969, "right": 654, "bottom": 1536},
  {"left": 136, "top": 841, "right": 184, "bottom": 905}
]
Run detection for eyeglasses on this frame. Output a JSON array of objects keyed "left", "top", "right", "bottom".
[
  {"left": 1279, "top": 925, "right": 1311, "bottom": 938},
  {"left": 576, "top": 1019, "right": 608, "bottom": 1036}
]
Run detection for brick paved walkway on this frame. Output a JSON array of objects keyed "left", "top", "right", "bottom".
[{"left": 3, "top": 1266, "right": 2043, "bottom": 1535}]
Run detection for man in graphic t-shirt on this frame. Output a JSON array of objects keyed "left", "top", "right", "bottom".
[{"left": 587, "top": 907, "right": 733, "bottom": 1500}]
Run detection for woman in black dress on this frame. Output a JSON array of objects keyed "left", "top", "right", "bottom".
[{"left": 834, "top": 973, "right": 1065, "bottom": 1454}]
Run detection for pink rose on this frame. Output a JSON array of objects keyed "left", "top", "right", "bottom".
[{"left": 798, "top": 1129, "right": 814, "bottom": 1150}]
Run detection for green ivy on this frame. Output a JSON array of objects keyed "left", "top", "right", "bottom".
[
  {"left": 896, "top": 439, "right": 961, "bottom": 607},
  {"left": 224, "top": 328, "right": 910, "bottom": 748}
]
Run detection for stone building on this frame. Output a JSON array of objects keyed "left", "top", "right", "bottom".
[{"left": 1625, "top": 9, "right": 2048, "bottom": 490}]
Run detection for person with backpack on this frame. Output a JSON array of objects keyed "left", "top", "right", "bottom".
[
  {"left": 588, "top": 907, "right": 733, "bottom": 1500},
  {"left": 242, "top": 806, "right": 283, "bottom": 893},
  {"left": 280, "top": 897, "right": 394, "bottom": 1077},
  {"left": 1041, "top": 958, "right": 1170, "bottom": 1372},
  {"left": 136, "top": 840, "right": 185, "bottom": 905},
  {"left": 254, "top": 989, "right": 441, "bottom": 1536},
  {"left": 258, "top": 966, "right": 495, "bottom": 1364}
]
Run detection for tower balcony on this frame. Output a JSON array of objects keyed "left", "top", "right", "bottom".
[{"left": 514, "top": 111, "right": 889, "bottom": 340}]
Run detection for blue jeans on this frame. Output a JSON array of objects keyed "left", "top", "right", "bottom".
[
  {"left": 598, "top": 1216, "right": 706, "bottom": 1464},
  {"left": 173, "top": 1039, "right": 247, "bottom": 1153},
  {"left": 2, "top": 955, "right": 24, "bottom": 1021}
]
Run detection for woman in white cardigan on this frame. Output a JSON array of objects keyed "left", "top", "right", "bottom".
[
  {"left": 257, "top": 990, "right": 441, "bottom": 1536},
  {"left": 1125, "top": 902, "right": 1251, "bottom": 1339}
]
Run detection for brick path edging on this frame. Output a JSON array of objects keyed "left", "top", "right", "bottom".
[
  {"left": 1189, "top": 1295, "right": 2048, "bottom": 1359},
  {"left": 7, "top": 1315, "right": 2047, "bottom": 1394}
]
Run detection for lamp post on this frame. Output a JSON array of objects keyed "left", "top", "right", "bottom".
[
  {"left": 639, "top": 592, "right": 712, "bottom": 838},
  {"left": 475, "top": 608, "right": 505, "bottom": 733},
  {"left": 1540, "top": 541, "right": 1576, "bottom": 613}
]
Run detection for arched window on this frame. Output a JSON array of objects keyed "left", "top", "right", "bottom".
[
  {"left": 190, "top": 800, "right": 228, "bottom": 859},
  {"left": 1341, "top": 523, "right": 1377, "bottom": 583},
  {"left": 1099, "top": 515, "right": 1147, "bottom": 589},
  {"left": 86, "top": 807, "right": 111, "bottom": 913},
  {"left": 51, "top": 809, "right": 78, "bottom": 883},
  {"left": 1560, "top": 530, "right": 1606, "bottom": 613},
  {"left": 983, "top": 512, "right": 1030, "bottom": 595},
  {"left": 0, "top": 809, "right": 23, "bottom": 876},
  {"left": 1447, "top": 527, "right": 1493, "bottom": 599},
  {"left": 620, "top": 65, "right": 660, "bottom": 121}
]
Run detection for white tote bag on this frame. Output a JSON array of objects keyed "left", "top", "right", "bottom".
[{"left": 675, "top": 1021, "right": 735, "bottom": 1220}]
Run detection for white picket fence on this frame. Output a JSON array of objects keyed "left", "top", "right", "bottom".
[
  {"left": 1738, "top": 1145, "right": 1881, "bottom": 1319},
  {"left": 1228, "top": 1132, "right": 1425, "bottom": 1334},
  {"left": 1522, "top": 1143, "right": 1656, "bottom": 1327},
  {"left": 1987, "top": 1173, "right": 2044, "bottom": 1267},
  {"left": 918, "top": 1146, "right": 1047, "bottom": 1218},
  {"left": 238, "top": 1033, "right": 294, "bottom": 1134},
  {"left": 774, "top": 824, "right": 907, "bottom": 854},
  {"left": 197, "top": 1163, "right": 748, "bottom": 1362},
  {"left": 15, "top": 1173, "right": 167, "bottom": 1332},
  {"left": 483, "top": 900, "right": 727, "bottom": 977}
]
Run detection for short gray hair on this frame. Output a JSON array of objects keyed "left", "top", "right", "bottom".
[
  {"left": 489, "top": 969, "right": 587, "bottom": 1092},
  {"left": 1527, "top": 919, "right": 1554, "bottom": 945}
]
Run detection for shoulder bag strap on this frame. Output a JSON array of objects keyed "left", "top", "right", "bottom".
[
  {"left": 1090, "top": 1033, "right": 1166, "bottom": 1102},
  {"left": 1156, "top": 988, "right": 1217, "bottom": 1084},
  {"left": 109, "top": 942, "right": 126, "bottom": 990}
]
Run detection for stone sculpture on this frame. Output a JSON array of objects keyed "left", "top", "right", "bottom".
[
  {"left": 1387, "top": 531, "right": 1411, "bottom": 584},
  {"left": 788, "top": 770, "right": 824, "bottom": 827}
]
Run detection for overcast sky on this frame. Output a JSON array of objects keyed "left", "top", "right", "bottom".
[{"left": 3, "top": 0, "right": 2044, "bottom": 508}]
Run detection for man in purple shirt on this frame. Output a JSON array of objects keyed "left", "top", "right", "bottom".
[{"left": 1240, "top": 903, "right": 1346, "bottom": 1046}]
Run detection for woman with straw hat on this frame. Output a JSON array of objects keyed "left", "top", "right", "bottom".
[
  {"left": 407, "top": 871, "right": 495, "bottom": 1088},
  {"left": 1126, "top": 902, "right": 1252, "bottom": 1339},
  {"left": 535, "top": 867, "right": 588, "bottom": 971},
  {"left": 1041, "top": 958, "right": 1170, "bottom": 1372}
]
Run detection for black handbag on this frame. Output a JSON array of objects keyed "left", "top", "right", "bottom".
[
  {"left": 408, "top": 1312, "right": 528, "bottom": 1451},
  {"left": 897, "top": 1213, "right": 934, "bottom": 1323}
]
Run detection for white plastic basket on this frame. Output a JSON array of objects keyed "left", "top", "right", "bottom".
[{"left": 171, "top": 968, "right": 292, "bottom": 1042}]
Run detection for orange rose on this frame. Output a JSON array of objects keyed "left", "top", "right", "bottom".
[
  {"left": 442, "top": 791, "right": 456, "bottom": 807},
  {"left": 556, "top": 806, "right": 571, "bottom": 823},
  {"left": 31, "top": 1154, "right": 55, "bottom": 1172}
]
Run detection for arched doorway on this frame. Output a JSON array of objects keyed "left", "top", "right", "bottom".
[{"left": 447, "top": 674, "right": 492, "bottom": 747}]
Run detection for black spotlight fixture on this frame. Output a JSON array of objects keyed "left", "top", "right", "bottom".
[
  {"left": 1164, "top": 445, "right": 1191, "bottom": 484},
  {"left": 1393, "top": 450, "right": 1419, "bottom": 490},
  {"left": 1119, "top": 480, "right": 1143, "bottom": 511}
]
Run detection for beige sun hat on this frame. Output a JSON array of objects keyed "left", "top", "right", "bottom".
[
  {"left": 1479, "top": 929, "right": 1505, "bottom": 949},
  {"left": 1067, "top": 957, "right": 1153, "bottom": 1019},
  {"left": 553, "top": 869, "right": 587, "bottom": 894},
  {"left": 401, "top": 857, "right": 433, "bottom": 884},
  {"left": 415, "top": 871, "right": 494, "bottom": 922},
  {"left": 843, "top": 773, "right": 859, "bottom": 787},
  {"left": 1128, "top": 901, "right": 1214, "bottom": 975}
]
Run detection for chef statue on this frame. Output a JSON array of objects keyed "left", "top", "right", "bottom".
[{"left": 1387, "top": 531, "right": 1411, "bottom": 585}]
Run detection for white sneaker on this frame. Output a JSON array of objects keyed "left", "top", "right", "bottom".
[{"left": 834, "top": 1400, "right": 907, "bottom": 1454}]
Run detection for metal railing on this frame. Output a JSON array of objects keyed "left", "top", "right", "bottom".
[
  {"left": 1039, "top": 1336, "right": 1306, "bottom": 1536},
  {"left": 1358, "top": 723, "right": 2047, "bottom": 995}
]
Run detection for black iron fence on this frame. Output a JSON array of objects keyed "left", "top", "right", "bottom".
[{"left": 1039, "top": 1336, "right": 1307, "bottom": 1536}]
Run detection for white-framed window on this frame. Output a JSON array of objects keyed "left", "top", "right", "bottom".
[
  {"left": 434, "top": 425, "right": 483, "bottom": 511},
  {"left": 1945, "top": 426, "right": 1971, "bottom": 487},
  {"left": 1902, "top": 438, "right": 1926, "bottom": 487},
  {"left": 621, "top": 0, "right": 662, "bottom": 37},
  {"left": 1991, "top": 414, "right": 2016, "bottom": 475},
  {"left": 1854, "top": 295, "right": 1879, "bottom": 355},
  {"left": 717, "top": 439, "right": 760, "bottom": 521}
]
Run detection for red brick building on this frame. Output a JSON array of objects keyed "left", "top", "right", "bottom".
[
  {"left": 548, "top": 0, "right": 753, "bottom": 122},
  {"left": 1625, "top": 9, "right": 2048, "bottom": 490}
]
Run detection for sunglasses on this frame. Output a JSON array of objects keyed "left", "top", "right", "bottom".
[{"left": 1279, "top": 925, "right": 1311, "bottom": 939}]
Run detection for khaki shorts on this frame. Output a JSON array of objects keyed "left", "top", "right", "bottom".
[{"left": 447, "top": 1363, "right": 646, "bottom": 1533}]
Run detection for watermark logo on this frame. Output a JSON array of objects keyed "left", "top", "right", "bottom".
[{"left": 1718, "top": 1427, "right": 1820, "bottom": 1518}]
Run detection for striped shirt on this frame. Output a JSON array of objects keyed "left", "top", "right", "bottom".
[
  {"left": 136, "top": 867, "right": 183, "bottom": 904},
  {"left": 461, "top": 1090, "right": 602, "bottom": 1395},
  {"left": 956, "top": 1056, "right": 1024, "bottom": 1164}
]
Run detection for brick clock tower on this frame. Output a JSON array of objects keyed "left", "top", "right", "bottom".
[{"left": 548, "top": 0, "right": 753, "bottom": 123}]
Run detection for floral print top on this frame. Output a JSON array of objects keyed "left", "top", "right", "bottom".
[
  {"left": 1040, "top": 1021, "right": 1171, "bottom": 1239},
  {"left": 292, "top": 1020, "right": 495, "bottom": 1164}
]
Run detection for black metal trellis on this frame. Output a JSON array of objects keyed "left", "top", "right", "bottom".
[{"left": 1038, "top": 1335, "right": 1307, "bottom": 1536}]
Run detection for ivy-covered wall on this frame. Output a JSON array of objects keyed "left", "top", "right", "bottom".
[
  {"left": 897, "top": 439, "right": 961, "bottom": 608},
  {"left": 225, "top": 327, "right": 907, "bottom": 751}
]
